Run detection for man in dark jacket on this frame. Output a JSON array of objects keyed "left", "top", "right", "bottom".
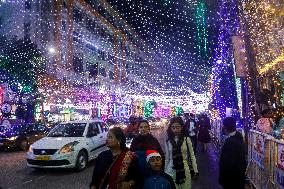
[
  {"left": 184, "top": 113, "right": 198, "bottom": 152},
  {"left": 219, "top": 117, "right": 246, "bottom": 189}
]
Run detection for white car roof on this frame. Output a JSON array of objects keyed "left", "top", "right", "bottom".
[{"left": 59, "top": 119, "right": 104, "bottom": 124}]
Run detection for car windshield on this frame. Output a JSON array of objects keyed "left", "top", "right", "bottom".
[
  {"left": 4, "top": 124, "right": 29, "bottom": 133},
  {"left": 48, "top": 123, "right": 86, "bottom": 137}
]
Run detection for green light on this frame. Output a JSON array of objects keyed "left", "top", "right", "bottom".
[{"left": 195, "top": 2, "right": 208, "bottom": 58}]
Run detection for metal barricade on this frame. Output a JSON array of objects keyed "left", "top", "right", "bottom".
[
  {"left": 247, "top": 130, "right": 272, "bottom": 189},
  {"left": 268, "top": 138, "right": 284, "bottom": 189}
]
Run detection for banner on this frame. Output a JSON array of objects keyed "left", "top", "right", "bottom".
[
  {"left": 275, "top": 167, "right": 284, "bottom": 189},
  {"left": 278, "top": 143, "right": 284, "bottom": 171},
  {"left": 252, "top": 133, "right": 265, "bottom": 168}
]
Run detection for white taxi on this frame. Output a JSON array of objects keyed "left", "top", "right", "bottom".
[{"left": 27, "top": 119, "right": 108, "bottom": 171}]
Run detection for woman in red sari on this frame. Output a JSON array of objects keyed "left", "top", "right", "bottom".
[{"left": 90, "top": 127, "right": 141, "bottom": 189}]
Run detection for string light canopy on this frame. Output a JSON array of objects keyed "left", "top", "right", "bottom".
[
  {"left": 104, "top": 0, "right": 219, "bottom": 94},
  {"left": 0, "top": 0, "right": 219, "bottom": 104}
]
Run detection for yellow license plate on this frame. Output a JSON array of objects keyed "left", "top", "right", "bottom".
[{"left": 35, "top": 156, "right": 51, "bottom": 161}]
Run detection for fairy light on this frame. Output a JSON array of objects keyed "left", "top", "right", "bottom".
[
  {"left": 240, "top": 0, "right": 284, "bottom": 75},
  {"left": 0, "top": 0, "right": 220, "bottom": 122},
  {"left": 211, "top": 0, "right": 239, "bottom": 119}
]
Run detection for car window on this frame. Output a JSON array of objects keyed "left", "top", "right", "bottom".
[
  {"left": 88, "top": 122, "right": 100, "bottom": 136},
  {"left": 48, "top": 123, "right": 86, "bottom": 137},
  {"left": 33, "top": 124, "right": 47, "bottom": 132},
  {"left": 99, "top": 122, "right": 109, "bottom": 133}
]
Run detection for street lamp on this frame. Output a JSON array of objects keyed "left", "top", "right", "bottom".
[{"left": 48, "top": 47, "right": 56, "bottom": 54}]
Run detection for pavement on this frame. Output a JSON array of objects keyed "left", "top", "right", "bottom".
[
  {"left": 191, "top": 143, "right": 222, "bottom": 189},
  {"left": 0, "top": 128, "right": 224, "bottom": 189}
]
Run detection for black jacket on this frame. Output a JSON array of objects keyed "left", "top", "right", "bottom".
[
  {"left": 219, "top": 131, "right": 246, "bottom": 189},
  {"left": 184, "top": 119, "right": 198, "bottom": 136}
]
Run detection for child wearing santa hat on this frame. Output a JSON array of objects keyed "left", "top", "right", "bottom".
[{"left": 143, "top": 150, "right": 176, "bottom": 189}]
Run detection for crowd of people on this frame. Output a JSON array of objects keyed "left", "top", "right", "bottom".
[{"left": 89, "top": 114, "right": 247, "bottom": 189}]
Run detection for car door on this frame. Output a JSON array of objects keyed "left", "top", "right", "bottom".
[
  {"left": 95, "top": 122, "right": 105, "bottom": 147},
  {"left": 86, "top": 122, "right": 104, "bottom": 158}
]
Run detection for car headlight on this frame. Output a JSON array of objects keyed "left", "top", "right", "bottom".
[
  {"left": 59, "top": 141, "right": 79, "bottom": 154},
  {"left": 8, "top": 136, "right": 18, "bottom": 141},
  {"left": 28, "top": 145, "right": 33, "bottom": 153}
]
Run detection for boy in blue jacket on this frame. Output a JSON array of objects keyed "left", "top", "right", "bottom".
[{"left": 144, "top": 150, "right": 176, "bottom": 189}]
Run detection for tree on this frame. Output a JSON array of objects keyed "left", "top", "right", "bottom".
[{"left": 0, "top": 36, "right": 45, "bottom": 94}]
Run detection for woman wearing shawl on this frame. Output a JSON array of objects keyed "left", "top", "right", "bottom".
[
  {"left": 90, "top": 127, "right": 140, "bottom": 189},
  {"left": 164, "top": 117, "right": 198, "bottom": 189}
]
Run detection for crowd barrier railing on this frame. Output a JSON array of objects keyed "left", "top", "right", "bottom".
[{"left": 247, "top": 129, "right": 284, "bottom": 189}]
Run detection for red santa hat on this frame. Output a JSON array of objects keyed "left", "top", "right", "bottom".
[{"left": 146, "top": 150, "right": 161, "bottom": 163}]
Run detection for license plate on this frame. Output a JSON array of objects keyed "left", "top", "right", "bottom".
[{"left": 35, "top": 156, "right": 51, "bottom": 161}]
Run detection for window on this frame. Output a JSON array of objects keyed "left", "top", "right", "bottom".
[
  {"left": 62, "top": 21, "right": 66, "bottom": 32},
  {"left": 98, "top": 50, "right": 105, "bottom": 60},
  {"left": 25, "top": 0, "right": 31, "bottom": 10},
  {"left": 109, "top": 71, "right": 114, "bottom": 80},
  {"left": 34, "top": 124, "right": 46, "bottom": 132},
  {"left": 73, "top": 8, "right": 82, "bottom": 23},
  {"left": 86, "top": 19, "right": 96, "bottom": 32},
  {"left": 73, "top": 56, "right": 83, "bottom": 73},
  {"left": 99, "top": 67, "right": 106, "bottom": 77},
  {"left": 73, "top": 32, "right": 81, "bottom": 43},
  {"left": 88, "top": 122, "right": 100, "bottom": 136},
  {"left": 24, "top": 22, "right": 31, "bottom": 38},
  {"left": 89, "top": 63, "right": 98, "bottom": 78},
  {"left": 63, "top": 1, "right": 67, "bottom": 8}
]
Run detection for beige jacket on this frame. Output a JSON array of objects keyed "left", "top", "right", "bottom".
[{"left": 164, "top": 137, "right": 198, "bottom": 189}]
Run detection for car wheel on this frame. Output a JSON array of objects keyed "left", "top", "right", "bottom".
[
  {"left": 75, "top": 151, "right": 87, "bottom": 171},
  {"left": 20, "top": 140, "right": 29, "bottom": 151}
]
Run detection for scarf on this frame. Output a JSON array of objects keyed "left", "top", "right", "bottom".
[
  {"left": 107, "top": 150, "right": 135, "bottom": 189},
  {"left": 170, "top": 136, "right": 186, "bottom": 184}
]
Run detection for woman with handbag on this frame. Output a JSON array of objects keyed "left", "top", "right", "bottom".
[
  {"left": 90, "top": 127, "right": 141, "bottom": 189},
  {"left": 164, "top": 117, "right": 198, "bottom": 189}
]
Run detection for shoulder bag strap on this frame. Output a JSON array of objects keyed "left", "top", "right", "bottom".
[
  {"left": 185, "top": 137, "right": 193, "bottom": 169},
  {"left": 98, "top": 154, "right": 120, "bottom": 189}
]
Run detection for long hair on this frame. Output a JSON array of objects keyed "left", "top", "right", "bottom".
[
  {"left": 109, "top": 127, "right": 127, "bottom": 150},
  {"left": 166, "top": 117, "right": 186, "bottom": 141}
]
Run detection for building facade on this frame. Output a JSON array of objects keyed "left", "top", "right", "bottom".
[{"left": 0, "top": 0, "right": 160, "bottom": 122}]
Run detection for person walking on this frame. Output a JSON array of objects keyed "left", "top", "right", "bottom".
[
  {"left": 184, "top": 113, "right": 198, "bottom": 152},
  {"left": 130, "top": 119, "right": 164, "bottom": 177},
  {"left": 219, "top": 117, "right": 246, "bottom": 189},
  {"left": 197, "top": 114, "right": 211, "bottom": 152},
  {"left": 125, "top": 116, "right": 139, "bottom": 139},
  {"left": 90, "top": 127, "right": 141, "bottom": 189},
  {"left": 143, "top": 150, "right": 176, "bottom": 189},
  {"left": 164, "top": 117, "right": 198, "bottom": 189}
]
